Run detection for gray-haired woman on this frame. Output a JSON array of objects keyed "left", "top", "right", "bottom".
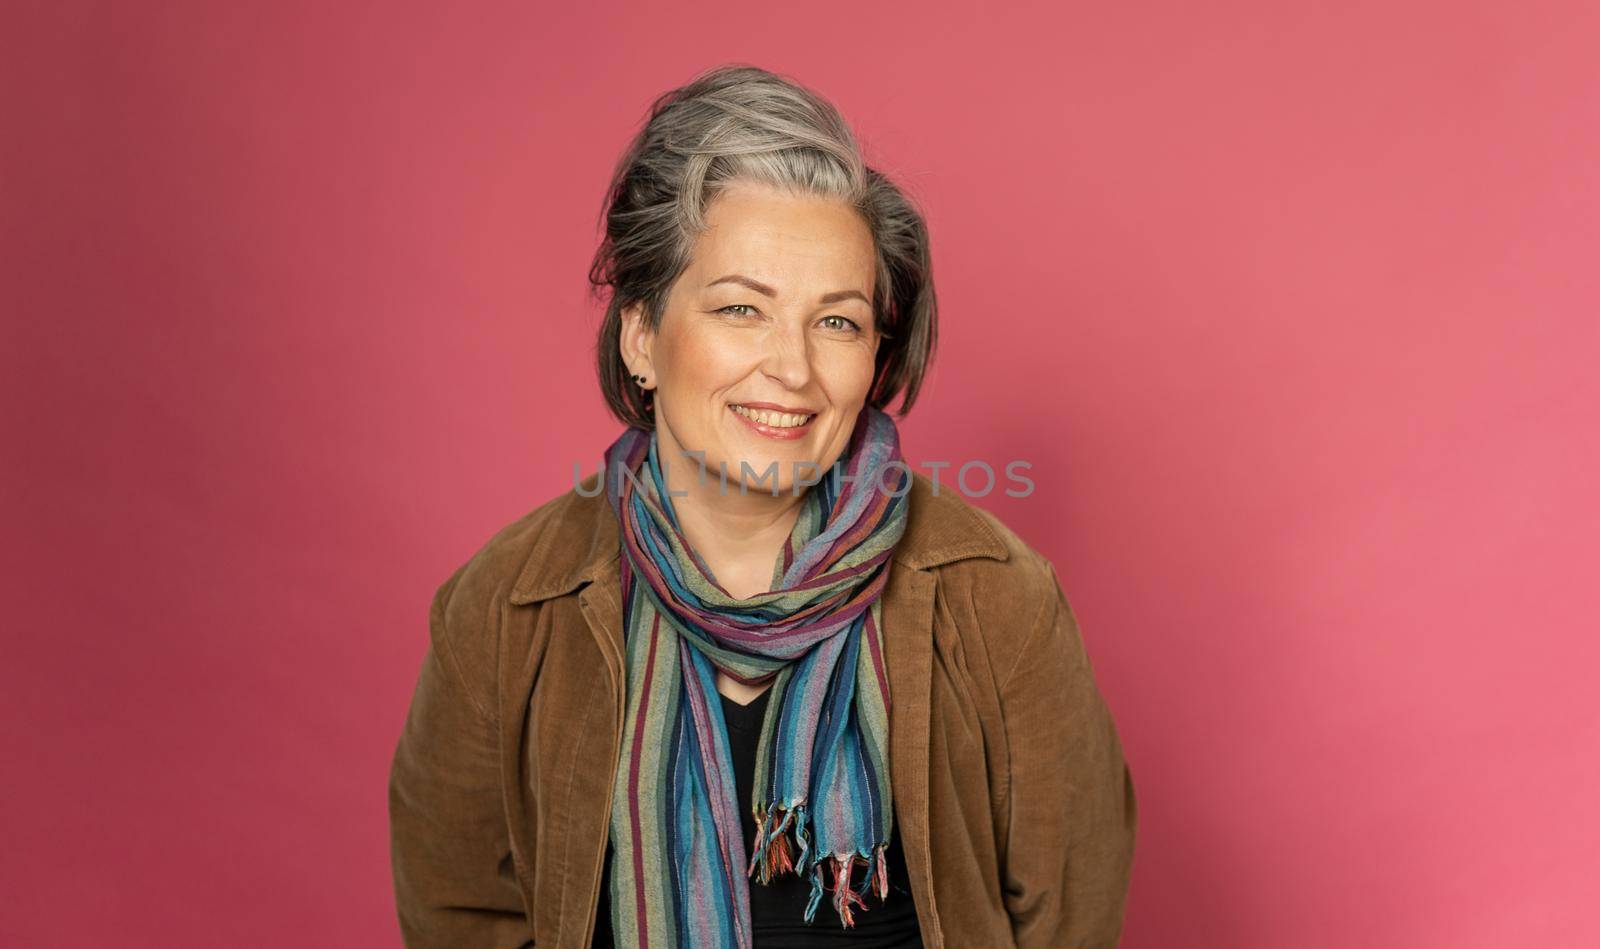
[{"left": 389, "top": 63, "right": 1137, "bottom": 949}]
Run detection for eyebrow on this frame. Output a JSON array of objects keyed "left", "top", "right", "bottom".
[{"left": 705, "top": 274, "right": 870, "bottom": 307}]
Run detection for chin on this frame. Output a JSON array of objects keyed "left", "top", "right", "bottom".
[{"left": 703, "top": 444, "right": 803, "bottom": 492}]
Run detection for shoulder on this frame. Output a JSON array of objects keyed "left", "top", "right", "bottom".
[
  {"left": 424, "top": 478, "right": 611, "bottom": 714},
  {"left": 900, "top": 469, "right": 1056, "bottom": 589},
  {"left": 900, "top": 471, "right": 1066, "bottom": 671},
  {"left": 433, "top": 481, "right": 594, "bottom": 610}
]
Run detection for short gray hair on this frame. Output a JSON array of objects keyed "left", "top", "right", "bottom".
[{"left": 588, "top": 63, "right": 938, "bottom": 431}]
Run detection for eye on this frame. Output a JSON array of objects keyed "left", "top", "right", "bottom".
[
  {"left": 716, "top": 304, "right": 759, "bottom": 317},
  {"left": 819, "top": 315, "right": 862, "bottom": 333}
]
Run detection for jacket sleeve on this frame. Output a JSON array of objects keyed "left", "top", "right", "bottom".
[
  {"left": 998, "top": 560, "right": 1137, "bottom": 949},
  {"left": 389, "top": 567, "right": 535, "bottom": 948}
]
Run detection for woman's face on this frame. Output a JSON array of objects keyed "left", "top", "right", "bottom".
[{"left": 622, "top": 180, "right": 881, "bottom": 496}]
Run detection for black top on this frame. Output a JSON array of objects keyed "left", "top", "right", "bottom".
[{"left": 590, "top": 686, "right": 924, "bottom": 947}]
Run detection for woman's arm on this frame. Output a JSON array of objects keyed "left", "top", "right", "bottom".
[
  {"left": 998, "top": 560, "right": 1137, "bottom": 948},
  {"left": 388, "top": 566, "right": 534, "bottom": 948}
]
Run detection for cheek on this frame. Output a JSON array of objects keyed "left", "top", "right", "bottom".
[
  {"left": 661, "top": 326, "right": 747, "bottom": 392},
  {"left": 818, "top": 345, "right": 878, "bottom": 404}
]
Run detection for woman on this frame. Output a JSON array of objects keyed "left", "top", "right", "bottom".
[{"left": 389, "top": 64, "right": 1136, "bottom": 949}]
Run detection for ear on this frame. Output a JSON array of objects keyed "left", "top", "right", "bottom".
[{"left": 619, "top": 300, "right": 656, "bottom": 377}]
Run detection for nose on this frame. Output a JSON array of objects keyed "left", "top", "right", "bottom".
[{"left": 759, "top": 318, "right": 813, "bottom": 391}]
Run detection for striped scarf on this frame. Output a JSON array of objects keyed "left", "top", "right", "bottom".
[{"left": 601, "top": 404, "right": 910, "bottom": 948}]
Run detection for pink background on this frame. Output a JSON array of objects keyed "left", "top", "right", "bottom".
[{"left": 6, "top": 2, "right": 1597, "bottom": 946}]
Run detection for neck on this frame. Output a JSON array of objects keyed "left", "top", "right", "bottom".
[{"left": 654, "top": 433, "right": 810, "bottom": 598}]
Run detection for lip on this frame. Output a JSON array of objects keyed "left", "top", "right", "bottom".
[
  {"left": 730, "top": 401, "right": 817, "bottom": 414},
  {"left": 727, "top": 403, "right": 816, "bottom": 441}
]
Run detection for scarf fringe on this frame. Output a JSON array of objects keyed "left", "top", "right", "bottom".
[
  {"left": 750, "top": 800, "right": 893, "bottom": 929},
  {"left": 747, "top": 800, "right": 799, "bottom": 882}
]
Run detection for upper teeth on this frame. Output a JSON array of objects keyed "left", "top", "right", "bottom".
[{"left": 731, "top": 404, "right": 813, "bottom": 428}]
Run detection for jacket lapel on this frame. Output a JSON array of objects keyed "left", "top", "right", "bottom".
[
  {"left": 577, "top": 556, "right": 625, "bottom": 726},
  {"left": 880, "top": 562, "right": 946, "bottom": 948}
]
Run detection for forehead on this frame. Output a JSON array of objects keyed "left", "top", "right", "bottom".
[{"left": 690, "top": 184, "right": 875, "bottom": 290}]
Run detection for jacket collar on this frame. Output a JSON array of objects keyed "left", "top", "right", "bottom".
[{"left": 508, "top": 470, "right": 1007, "bottom": 605}]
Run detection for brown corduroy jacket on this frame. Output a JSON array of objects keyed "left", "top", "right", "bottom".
[{"left": 389, "top": 470, "right": 1137, "bottom": 948}]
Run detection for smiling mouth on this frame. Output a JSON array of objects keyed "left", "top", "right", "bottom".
[{"left": 728, "top": 404, "right": 817, "bottom": 429}]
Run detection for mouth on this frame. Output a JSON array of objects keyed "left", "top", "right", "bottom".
[{"left": 728, "top": 402, "right": 817, "bottom": 440}]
